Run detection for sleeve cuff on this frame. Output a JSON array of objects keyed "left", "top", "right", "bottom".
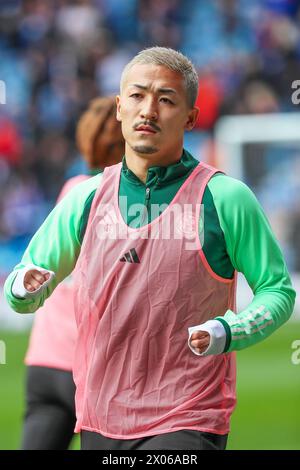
[{"left": 215, "top": 316, "right": 232, "bottom": 352}]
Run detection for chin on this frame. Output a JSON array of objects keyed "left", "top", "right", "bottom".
[{"left": 132, "top": 145, "right": 158, "bottom": 155}]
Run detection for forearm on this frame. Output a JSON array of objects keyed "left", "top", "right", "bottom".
[{"left": 217, "top": 282, "right": 295, "bottom": 352}]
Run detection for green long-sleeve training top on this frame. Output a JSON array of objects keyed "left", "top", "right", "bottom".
[{"left": 4, "top": 150, "right": 296, "bottom": 352}]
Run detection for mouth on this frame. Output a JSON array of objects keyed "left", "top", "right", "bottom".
[{"left": 135, "top": 125, "right": 158, "bottom": 135}]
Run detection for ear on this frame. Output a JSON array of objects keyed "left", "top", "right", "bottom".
[
  {"left": 184, "top": 107, "right": 199, "bottom": 131},
  {"left": 116, "top": 95, "right": 122, "bottom": 122}
]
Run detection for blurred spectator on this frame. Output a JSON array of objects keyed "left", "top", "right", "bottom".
[
  {"left": 194, "top": 71, "right": 224, "bottom": 131},
  {"left": 0, "top": 170, "right": 48, "bottom": 241},
  {"left": 241, "top": 81, "right": 279, "bottom": 113},
  {"left": 222, "top": 79, "right": 280, "bottom": 115},
  {"left": 94, "top": 0, "right": 138, "bottom": 43},
  {"left": 138, "top": 0, "right": 184, "bottom": 48},
  {"left": 0, "top": 116, "right": 22, "bottom": 165},
  {"left": 95, "top": 47, "right": 135, "bottom": 96},
  {"left": 55, "top": 0, "right": 102, "bottom": 48},
  {"left": 18, "top": 0, "right": 53, "bottom": 47}
]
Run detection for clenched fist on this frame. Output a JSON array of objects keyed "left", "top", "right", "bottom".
[
  {"left": 24, "top": 269, "right": 51, "bottom": 292},
  {"left": 189, "top": 331, "right": 210, "bottom": 354}
]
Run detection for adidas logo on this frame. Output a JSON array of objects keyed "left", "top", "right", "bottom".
[{"left": 120, "top": 248, "right": 140, "bottom": 263}]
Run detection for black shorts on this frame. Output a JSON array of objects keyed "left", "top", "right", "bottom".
[
  {"left": 21, "top": 365, "right": 76, "bottom": 450},
  {"left": 81, "top": 429, "right": 228, "bottom": 450}
]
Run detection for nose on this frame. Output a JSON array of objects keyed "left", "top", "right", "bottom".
[{"left": 140, "top": 97, "right": 158, "bottom": 121}]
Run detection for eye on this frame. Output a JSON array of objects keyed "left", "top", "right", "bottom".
[
  {"left": 160, "top": 97, "right": 174, "bottom": 105},
  {"left": 130, "top": 93, "right": 142, "bottom": 99}
]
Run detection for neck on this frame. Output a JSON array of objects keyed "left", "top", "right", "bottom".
[{"left": 124, "top": 146, "right": 183, "bottom": 183}]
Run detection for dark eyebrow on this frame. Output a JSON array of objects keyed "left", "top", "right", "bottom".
[
  {"left": 157, "top": 87, "right": 177, "bottom": 95},
  {"left": 129, "top": 84, "right": 148, "bottom": 90},
  {"left": 129, "top": 84, "right": 177, "bottom": 95}
]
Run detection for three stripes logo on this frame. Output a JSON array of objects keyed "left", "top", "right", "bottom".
[{"left": 120, "top": 248, "right": 140, "bottom": 264}]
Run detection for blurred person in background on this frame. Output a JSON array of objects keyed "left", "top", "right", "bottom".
[
  {"left": 20, "top": 96, "right": 124, "bottom": 450},
  {"left": 4, "top": 47, "right": 295, "bottom": 450}
]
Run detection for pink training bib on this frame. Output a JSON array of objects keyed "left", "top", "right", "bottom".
[
  {"left": 73, "top": 162, "right": 237, "bottom": 438},
  {"left": 25, "top": 175, "right": 90, "bottom": 370}
]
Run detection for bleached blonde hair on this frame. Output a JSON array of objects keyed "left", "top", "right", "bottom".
[{"left": 120, "top": 47, "right": 199, "bottom": 108}]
